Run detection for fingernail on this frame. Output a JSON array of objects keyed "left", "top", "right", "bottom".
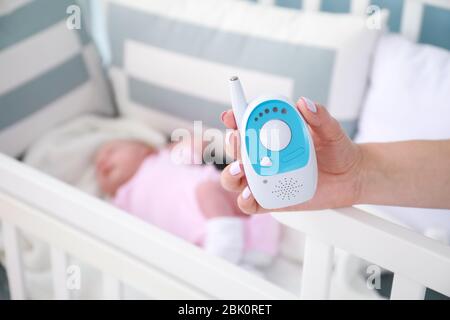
[
  {"left": 229, "top": 161, "right": 241, "bottom": 176},
  {"left": 242, "top": 186, "right": 251, "bottom": 200},
  {"left": 220, "top": 111, "right": 227, "bottom": 122},
  {"left": 225, "top": 130, "right": 233, "bottom": 146},
  {"left": 301, "top": 97, "right": 317, "bottom": 113}
]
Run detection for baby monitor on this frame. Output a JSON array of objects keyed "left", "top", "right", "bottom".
[{"left": 229, "top": 76, "right": 317, "bottom": 209}]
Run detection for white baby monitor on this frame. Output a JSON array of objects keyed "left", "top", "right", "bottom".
[{"left": 229, "top": 76, "right": 318, "bottom": 209}]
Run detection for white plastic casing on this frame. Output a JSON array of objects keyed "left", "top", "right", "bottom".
[{"left": 239, "top": 95, "right": 318, "bottom": 209}]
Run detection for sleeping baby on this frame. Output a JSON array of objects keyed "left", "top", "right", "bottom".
[{"left": 94, "top": 139, "right": 280, "bottom": 270}]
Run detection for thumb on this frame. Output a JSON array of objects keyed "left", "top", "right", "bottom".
[{"left": 296, "top": 97, "right": 345, "bottom": 142}]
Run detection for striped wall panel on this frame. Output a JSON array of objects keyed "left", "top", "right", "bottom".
[
  {"left": 104, "top": 0, "right": 386, "bottom": 139},
  {"left": 276, "top": 0, "right": 303, "bottom": 9},
  {"left": 321, "top": 0, "right": 351, "bottom": 13},
  {"left": 248, "top": 0, "right": 450, "bottom": 51},
  {"left": 371, "top": 0, "right": 404, "bottom": 32},
  {"left": 0, "top": 0, "right": 114, "bottom": 156},
  {"left": 419, "top": 4, "right": 450, "bottom": 50}
]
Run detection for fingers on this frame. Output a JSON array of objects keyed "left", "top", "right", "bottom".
[
  {"left": 221, "top": 110, "right": 259, "bottom": 214},
  {"left": 221, "top": 160, "right": 246, "bottom": 192},
  {"left": 221, "top": 161, "right": 262, "bottom": 214},
  {"left": 221, "top": 110, "right": 237, "bottom": 129},
  {"left": 237, "top": 186, "right": 266, "bottom": 214},
  {"left": 219, "top": 109, "right": 269, "bottom": 214},
  {"left": 296, "top": 97, "right": 345, "bottom": 143},
  {"left": 221, "top": 163, "right": 268, "bottom": 215},
  {"left": 238, "top": 186, "right": 258, "bottom": 214},
  {"left": 222, "top": 109, "right": 241, "bottom": 160},
  {"left": 224, "top": 130, "right": 241, "bottom": 160}
]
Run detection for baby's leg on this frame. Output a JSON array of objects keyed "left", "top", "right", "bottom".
[
  {"left": 195, "top": 180, "right": 245, "bottom": 219},
  {"left": 196, "top": 180, "right": 246, "bottom": 264}
]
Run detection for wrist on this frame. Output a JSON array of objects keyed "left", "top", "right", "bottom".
[
  {"left": 354, "top": 143, "right": 381, "bottom": 205},
  {"left": 353, "top": 143, "right": 368, "bottom": 205}
]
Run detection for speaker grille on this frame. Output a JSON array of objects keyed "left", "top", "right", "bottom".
[{"left": 272, "top": 177, "right": 302, "bottom": 200}]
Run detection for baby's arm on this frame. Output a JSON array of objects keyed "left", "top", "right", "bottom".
[
  {"left": 168, "top": 139, "right": 204, "bottom": 165},
  {"left": 168, "top": 129, "right": 227, "bottom": 165}
]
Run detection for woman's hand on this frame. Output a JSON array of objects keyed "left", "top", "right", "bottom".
[{"left": 220, "top": 98, "right": 363, "bottom": 214}]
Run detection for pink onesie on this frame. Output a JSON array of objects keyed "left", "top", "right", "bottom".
[{"left": 113, "top": 149, "right": 280, "bottom": 257}]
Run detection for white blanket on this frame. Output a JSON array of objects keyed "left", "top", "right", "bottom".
[{"left": 24, "top": 115, "right": 167, "bottom": 197}]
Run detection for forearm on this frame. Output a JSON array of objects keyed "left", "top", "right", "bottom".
[{"left": 357, "top": 140, "right": 450, "bottom": 209}]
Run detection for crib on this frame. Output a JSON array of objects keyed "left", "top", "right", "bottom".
[
  {"left": 1, "top": 152, "right": 450, "bottom": 299},
  {"left": 1, "top": 0, "right": 450, "bottom": 300}
]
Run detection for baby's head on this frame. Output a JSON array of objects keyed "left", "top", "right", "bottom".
[{"left": 95, "top": 140, "right": 154, "bottom": 197}]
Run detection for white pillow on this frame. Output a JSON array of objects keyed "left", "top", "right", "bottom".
[
  {"left": 356, "top": 34, "right": 450, "bottom": 143},
  {"left": 355, "top": 34, "right": 450, "bottom": 240},
  {"left": 102, "top": 0, "right": 386, "bottom": 136}
]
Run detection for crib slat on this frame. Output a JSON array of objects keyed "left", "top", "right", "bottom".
[
  {"left": 102, "top": 274, "right": 122, "bottom": 300},
  {"left": 303, "top": 0, "right": 320, "bottom": 11},
  {"left": 258, "top": 0, "right": 276, "bottom": 5},
  {"left": 351, "top": 0, "right": 370, "bottom": 15},
  {"left": 50, "top": 247, "right": 70, "bottom": 300},
  {"left": 3, "top": 222, "right": 26, "bottom": 300},
  {"left": 390, "top": 274, "right": 425, "bottom": 300},
  {"left": 400, "top": 0, "right": 424, "bottom": 42},
  {"left": 300, "top": 236, "right": 334, "bottom": 299}
]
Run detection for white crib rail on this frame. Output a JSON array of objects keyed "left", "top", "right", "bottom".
[
  {"left": 1, "top": 153, "right": 449, "bottom": 299},
  {"left": 2, "top": 222, "right": 26, "bottom": 300},
  {"left": 0, "top": 154, "right": 295, "bottom": 300},
  {"left": 50, "top": 247, "right": 70, "bottom": 300},
  {"left": 300, "top": 237, "right": 334, "bottom": 299},
  {"left": 273, "top": 208, "right": 450, "bottom": 300},
  {"left": 102, "top": 274, "right": 122, "bottom": 300}
]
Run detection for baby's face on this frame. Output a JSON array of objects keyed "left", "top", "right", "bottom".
[{"left": 95, "top": 140, "right": 154, "bottom": 196}]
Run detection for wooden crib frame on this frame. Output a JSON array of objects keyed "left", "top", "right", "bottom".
[
  {"left": 1, "top": 0, "right": 450, "bottom": 301},
  {"left": 1, "top": 152, "right": 449, "bottom": 300}
]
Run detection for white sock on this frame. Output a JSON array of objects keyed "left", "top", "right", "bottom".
[{"left": 203, "top": 217, "right": 244, "bottom": 264}]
